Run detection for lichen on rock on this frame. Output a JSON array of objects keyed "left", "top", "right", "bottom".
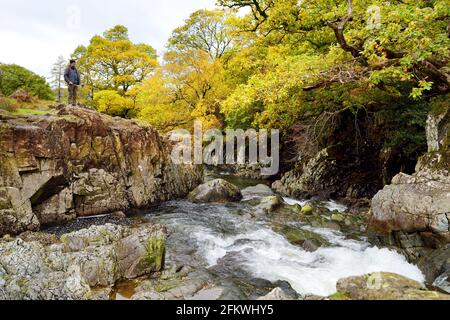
[{"left": 0, "top": 223, "right": 167, "bottom": 300}]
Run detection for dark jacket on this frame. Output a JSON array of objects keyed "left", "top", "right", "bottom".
[{"left": 64, "top": 67, "right": 81, "bottom": 85}]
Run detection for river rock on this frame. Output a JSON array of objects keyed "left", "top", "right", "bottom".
[
  {"left": 188, "top": 179, "right": 242, "bottom": 203},
  {"left": 0, "top": 223, "right": 166, "bottom": 300},
  {"left": 300, "top": 204, "right": 314, "bottom": 215},
  {"left": 336, "top": 272, "right": 450, "bottom": 300},
  {"left": 253, "top": 196, "right": 286, "bottom": 216},
  {"left": 417, "top": 244, "right": 450, "bottom": 290},
  {"left": 257, "top": 287, "right": 298, "bottom": 300},
  {"left": 131, "top": 269, "right": 212, "bottom": 300},
  {"left": 241, "top": 184, "right": 274, "bottom": 199},
  {"left": 274, "top": 225, "right": 329, "bottom": 251},
  {"left": 0, "top": 106, "right": 203, "bottom": 236},
  {"left": 433, "top": 273, "right": 450, "bottom": 294}
]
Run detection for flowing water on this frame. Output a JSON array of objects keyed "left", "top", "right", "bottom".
[{"left": 139, "top": 176, "right": 425, "bottom": 298}]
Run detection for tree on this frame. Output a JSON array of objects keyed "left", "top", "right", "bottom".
[
  {"left": 218, "top": 0, "right": 450, "bottom": 96},
  {"left": 0, "top": 63, "right": 54, "bottom": 100},
  {"left": 74, "top": 25, "right": 159, "bottom": 95},
  {"left": 168, "top": 10, "right": 235, "bottom": 60},
  {"left": 134, "top": 71, "right": 193, "bottom": 131},
  {"left": 50, "top": 56, "right": 67, "bottom": 103},
  {"left": 93, "top": 90, "right": 133, "bottom": 117}
]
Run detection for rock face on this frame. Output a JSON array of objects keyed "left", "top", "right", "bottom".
[
  {"left": 0, "top": 106, "right": 203, "bottom": 236},
  {"left": 272, "top": 110, "right": 394, "bottom": 200},
  {"left": 369, "top": 109, "right": 449, "bottom": 260},
  {"left": 336, "top": 272, "right": 450, "bottom": 300},
  {"left": 0, "top": 223, "right": 166, "bottom": 300},
  {"left": 188, "top": 179, "right": 242, "bottom": 203}
]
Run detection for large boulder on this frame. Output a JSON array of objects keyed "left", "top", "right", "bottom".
[
  {"left": 369, "top": 173, "right": 449, "bottom": 239},
  {"left": 0, "top": 223, "right": 166, "bottom": 300},
  {"left": 0, "top": 106, "right": 203, "bottom": 236},
  {"left": 369, "top": 108, "right": 450, "bottom": 263},
  {"left": 336, "top": 272, "right": 450, "bottom": 300},
  {"left": 188, "top": 179, "right": 242, "bottom": 203}
]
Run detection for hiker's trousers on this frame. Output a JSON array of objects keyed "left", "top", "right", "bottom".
[{"left": 68, "top": 84, "right": 78, "bottom": 105}]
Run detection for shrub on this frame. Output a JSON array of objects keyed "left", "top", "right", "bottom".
[
  {"left": 0, "top": 96, "right": 18, "bottom": 113},
  {"left": 10, "top": 89, "right": 33, "bottom": 103}
]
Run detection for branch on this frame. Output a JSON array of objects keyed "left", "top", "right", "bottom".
[{"left": 326, "top": 0, "right": 361, "bottom": 58}]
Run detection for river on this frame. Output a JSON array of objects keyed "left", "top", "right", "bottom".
[{"left": 127, "top": 175, "right": 425, "bottom": 299}]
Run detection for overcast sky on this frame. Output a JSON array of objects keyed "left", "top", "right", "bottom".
[{"left": 0, "top": 0, "right": 216, "bottom": 79}]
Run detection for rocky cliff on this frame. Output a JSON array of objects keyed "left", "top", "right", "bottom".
[
  {"left": 368, "top": 108, "right": 449, "bottom": 254},
  {"left": 272, "top": 109, "right": 405, "bottom": 200},
  {"left": 0, "top": 106, "right": 203, "bottom": 236},
  {"left": 368, "top": 107, "right": 449, "bottom": 289}
]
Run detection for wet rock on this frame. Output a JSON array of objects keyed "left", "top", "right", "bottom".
[
  {"left": 110, "top": 211, "right": 127, "bottom": 220},
  {"left": 417, "top": 244, "right": 450, "bottom": 285},
  {"left": 188, "top": 179, "right": 242, "bottom": 203},
  {"left": 253, "top": 196, "right": 286, "bottom": 216},
  {"left": 0, "top": 223, "right": 167, "bottom": 300},
  {"left": 433, "top": 273, "right": 450, "bottom": 294},
  {"left": 0, "top": 106, "right": 203, "bottom": 236},
  {"left": 131, "top": 269, "right": 212, "bottom": 300},
  {"left": 274, "top": 225, "right": 329, "bottom": 251},
  {"left": 300, "top": 204, "right": 313, "bottom": 216},
  {"left": 331, "top": 213, "right": 345, "bottom": 222},
  {"left": 241, "top": 184, "right": 274, "bottom": 199},
  {"left": 336, "top": 272, "right": 450, "bottom": 300},
  {"left": 258, "top": 287, "right": 298, "bottom": 300}
]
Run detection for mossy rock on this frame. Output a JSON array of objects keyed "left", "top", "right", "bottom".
[
  {"left": 329, "top": 292, "right": 350, "bottom": 300},
  {"left": 143, "top": 236, "right": 166, "bottom": 272},
  {"left": 331, "top": 213, "right": 345, "bottom": 222},
  {"left": 274, "top": 225, "right": 330, "bottom": 249},
  {"left": 300, "top": 204, "right": 314, "bottom": 216},
  {"left": 292, "top": 204, "right": 302, "bottom": 214}
]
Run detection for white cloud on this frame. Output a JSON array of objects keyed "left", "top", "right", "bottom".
[{"left": 0, "top": 0, "right": 217, "bottom": 79}]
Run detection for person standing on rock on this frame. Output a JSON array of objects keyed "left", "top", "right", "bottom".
[{"left": 64, "top": 59, "right": 81, "bottom": 107}]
